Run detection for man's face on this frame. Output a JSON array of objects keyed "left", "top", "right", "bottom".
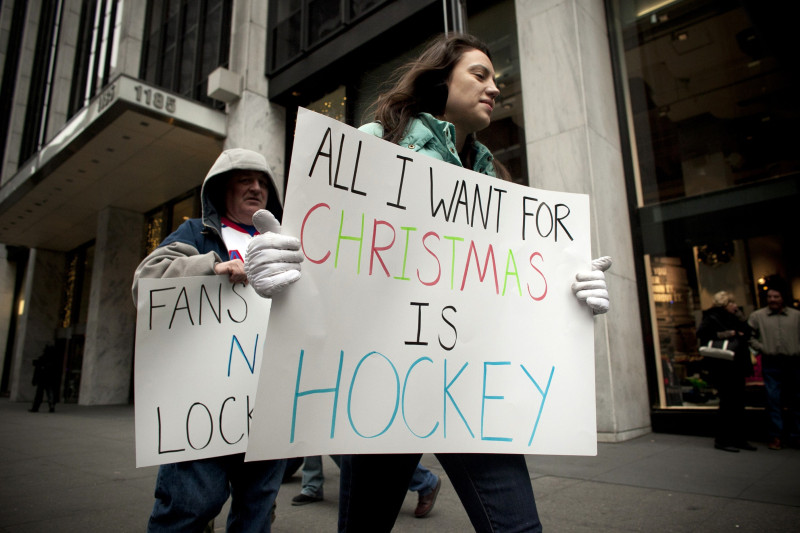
[
  {"left": 224, "top": 170, "right": 269, "bottom": 225},
  {"left": 767, "top": 289, "right": 784, "bottom": 311}
]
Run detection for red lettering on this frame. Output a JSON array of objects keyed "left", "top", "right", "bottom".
[
  {"left": 301, "top": 203, "right": 331, "bottom": 264},
  {"left": 418, "top": 231, "right": 442, "bottom": 286},
  {"left": 526, "top": 252, "right": 547, "bottom": 301},
  {"left": 370, "top": 220, "right": 396, "bottom": 276},
  {"left": 461, "top": 241, "right": 499, "bottom": 294}
]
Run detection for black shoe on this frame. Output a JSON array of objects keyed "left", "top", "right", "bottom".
[
  {"left": 714, "top": 442, "right": 739, "bottom": 453},
  {"left": 734, "top": 442, "right": 757, "bottom": 451},
  {"left": 291, "top": 493, "right": 323, "bottom": 506}
]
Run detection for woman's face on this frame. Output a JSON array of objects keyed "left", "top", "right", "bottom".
[
  {"left": 443, "top": 48, "right": 500, "bottom": 136},
  {"left": 725, "top": 300, "right": 738, "bottom": 314}
]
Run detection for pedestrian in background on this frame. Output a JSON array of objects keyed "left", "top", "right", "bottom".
[
  {"left": 29, "top": 344, "right": 59, "bottom": 413},
  {"left": 748, "top": 281, "right": 800, "bottom": 450},
  {"left": 696, "top": 290, "right": 755, "bottom": 452}
]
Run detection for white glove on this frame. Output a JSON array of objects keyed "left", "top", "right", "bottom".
[
  {"left": 245, "top": 209, "right": 304, "bottom": 298},
  {"left": 572, "top": 256, "right": 612, "bottom": 315}
]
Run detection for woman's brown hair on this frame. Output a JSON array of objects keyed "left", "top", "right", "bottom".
[{"left": 372, "top": 33, "right": 492, "bottom": 145}]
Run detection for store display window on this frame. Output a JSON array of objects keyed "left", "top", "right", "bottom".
[{"left": 608, "top": 0, "right": 800, "bottom": 410}]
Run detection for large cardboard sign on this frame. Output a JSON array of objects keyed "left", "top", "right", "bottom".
[
  {"left": 246, "top": 108, "right": 597, "bottom": 459},
  {"left": 134, "top": 277, "right": 271, "bottom": 467}
]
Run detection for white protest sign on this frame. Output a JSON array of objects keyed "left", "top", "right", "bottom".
[
  {"left": 246, "top": 108, "right": 596, "bottom": 460},
  {"left": 134, "top": 276, "right": 271, "bottom": 468}
]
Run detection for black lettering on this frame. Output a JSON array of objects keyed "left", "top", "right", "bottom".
[
  {"left": 493, "top": 188, "right": 506, "bottom": 233},
  {"left": 186, "top": 402, "right": 213, "bottom": 450},
  {"left": 157, "top": 406, "right": 185, "bottom": 454},
  {"left": 555, "top": 203, "right": 573, "bottom": 242},
  {"left": 333, "top": 133, "right": 348, "bottom": 190},
  {"left": 453, "top": 181, "right": 470, "bottom": 226},
  {"left": 430, "top": 168, "right": 459, "bottom": 221},
  {"left": 351, "top": 140, "right": 367, "bottom": 196},
  {"left": 405, "top": 302, "right": 429, "bottom": 346},
  {"left": 522, "top": 196, "right": 537, "bottom": 240},
  {"left": 199, "top": 283, "right": 222, "bottom": 324},
  {"left": 149, "top": 287, "right": 175, "bottom": 330},
  {"left": 228, "top": 283, "right": 248, "bottom": 323},
  {"left": 169, "top": 287, "right": 194, "bottom": 329},
  {"left": 536, "top": 202, "right": 553, "bottom": 238},
  {"left": 219, "top": 396, "right": 244, "bottom": 445},
  {"left": 387, "top": 155, "right": 412, "bottom": 210},
  {"left": 439, "top": 305, "right": 458, "bottom": 351},
  {"left": 309, "top": 127, "right": 333, "bottom": 185}
]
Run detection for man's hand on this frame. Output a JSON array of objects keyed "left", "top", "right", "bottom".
[
  {"left": 214, "top": 259, "right": 248, "bottom": 284},
  {"left": 572, "top": 256, "right": 612, "bottom": 315},
  {"left": 245, "top": 209, "right": 304, "bottom": 298}
]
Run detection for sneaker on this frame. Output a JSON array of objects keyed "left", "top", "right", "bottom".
[
  {"left": 414, "top": 478, "right": 441, "bottom": 518},
  {"left": 291, "top": 492, "right": 323, "bottom": 506},
  {"left": 768, "top": 437, "right": 782, "bottom": 450}
]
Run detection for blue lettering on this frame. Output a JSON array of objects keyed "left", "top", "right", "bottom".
[
  {"left": 347, "top": 351, "right": 399, "bottom": 438},
  {"left": 290, "top": 349, "right": 344, "bottom": 443},
  {"left": 521, "top": 365, "right": 555, "bottom": 445},
  {"left": 227, "top": 334, "right": 258, "bottom": 376},
  {"left": 402, "top": 357, "right": 439, "bottom": 438},
  {"left": 481, "top": 362, "right": 512, "bottom": 442},
  {"left": 444, "top": 360, "right": 474, "bottom": 438}
]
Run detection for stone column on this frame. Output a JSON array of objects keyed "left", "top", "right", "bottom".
[
  {"left": 2, "top": 0, "right": 42, "bottom": 181},
  {"left": 9, "top": 248, "right": 65, "bottom": 402},
  {"left": 515, "top": 0, "right": 651, "bottom": 441},
  {"left": 79, "top": 207, "right": 143, "bottom": 405},
  {"left": 111, "top": 0, "right": 146, "bottom": 78},
  {"left": 225, "top": 0, "right": 286, "bottom": 198}
]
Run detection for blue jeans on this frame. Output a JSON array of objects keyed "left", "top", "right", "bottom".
[
  {"left": 299, "top": 455, "right": 342, "bottom": 496},
  {"left": 338, "top": 453, "right": 541, "bottom": 532},
  {"left": 301, "top": 456, "right": 436, "bottom": 496},
  {"left": 763, "top": 355, "right": 800, "bottom": 438},
  {"left": 148, "top": 454, "right": 285, "bottom": 532},
  {"left": 408, "top": 463, "right": 438, "bottom": 495}
]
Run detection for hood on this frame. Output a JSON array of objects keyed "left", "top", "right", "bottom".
[{"left": 200, "top": 148, "right": 284, "bottom": 231}]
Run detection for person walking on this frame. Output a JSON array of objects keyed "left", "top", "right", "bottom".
[{"left": 245, "top": 33, "right": 611, "bottom": 533}]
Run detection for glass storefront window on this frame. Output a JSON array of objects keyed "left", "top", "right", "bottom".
[
  {"left": 614, "top": 0, "right": 799, "bottom": 206},
  {"left": 307, "top": 86, "right": 348, "bottom": 123},
  {"left": 609, "top": 0, "right": 800, "bottom": 411}
]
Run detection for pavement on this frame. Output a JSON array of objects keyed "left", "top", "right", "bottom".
[{"left": 1, "top": 399, "right": 799, "bottom": 532}]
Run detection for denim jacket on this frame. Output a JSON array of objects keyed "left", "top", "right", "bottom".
[{"left": 359, "top": 113, "right": 497, "bottom": 177}]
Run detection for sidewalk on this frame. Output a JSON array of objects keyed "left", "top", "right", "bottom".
[{"left": 0, "top": 399, "right": 798, "bottom": 532}]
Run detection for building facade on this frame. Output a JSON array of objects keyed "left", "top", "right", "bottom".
[{"left": 0, "top": 0, "right": 796, "bottom": 442}]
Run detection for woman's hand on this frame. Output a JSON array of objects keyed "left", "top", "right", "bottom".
[{"left": 572, "top": 256, "right": 612, "bottom": 315}]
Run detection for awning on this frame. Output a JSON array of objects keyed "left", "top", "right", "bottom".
[{"left": 0, "top": 74, "right": 227, "bottom": 251}]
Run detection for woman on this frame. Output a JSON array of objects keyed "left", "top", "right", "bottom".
[
  {"left": 334, "top": 33, "right": 611, "bottom": 533},
  {"left": 697, "top": 290, "right": 755, "bottom": 452}
]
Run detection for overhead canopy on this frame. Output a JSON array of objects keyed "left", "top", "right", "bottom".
[{"left": 0, "top": 75, "right": 226, "bottom": 252}]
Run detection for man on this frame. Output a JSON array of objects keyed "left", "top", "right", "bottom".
[
  {"left": 748, "top": 284, "right": 800, "bottom": 450},
  {"left": 132, "top": 148, "right": 304, "bottom": 532}
]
